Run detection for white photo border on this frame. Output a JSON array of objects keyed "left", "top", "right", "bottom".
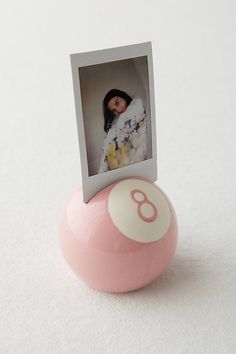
[{"left": 71, "top": 41, "right": 157, "bottom": 203}]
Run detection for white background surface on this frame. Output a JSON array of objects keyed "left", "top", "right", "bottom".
[{"left": 1, "top": 1, "right": 235, "bottom": 353}]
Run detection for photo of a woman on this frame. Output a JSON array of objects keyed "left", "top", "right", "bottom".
[
  {"left": 71, "top": 43, "right": 157, "bottom": 201},
  {"left": 99, "top": 89, "right": 148, "bottom": 173},
  {"left": 78, "top": 55, "right": 153, "bottom": 178}
]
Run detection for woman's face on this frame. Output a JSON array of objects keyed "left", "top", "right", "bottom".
[{"left": 107, "top": 96, "right": 127, "bottom": 117}]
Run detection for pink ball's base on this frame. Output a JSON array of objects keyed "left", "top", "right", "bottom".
[{"left": 59, "top": 178, "right": 178, "bottom": 293}]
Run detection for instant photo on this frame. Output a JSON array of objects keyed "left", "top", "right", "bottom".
[{"left": 71, "top": 42, "right": 157, "bottom": 202}]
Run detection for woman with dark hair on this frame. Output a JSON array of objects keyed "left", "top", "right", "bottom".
[
  {"left": 98, "top": 89, "right": 148, "bottom": 173},
  {"left": 103, "top": 89, "right": 132, "bottom": 133}
]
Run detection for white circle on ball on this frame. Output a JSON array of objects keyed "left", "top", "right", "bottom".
[{"left": 108, "top": 179, "right": 171, "bottom": 243}]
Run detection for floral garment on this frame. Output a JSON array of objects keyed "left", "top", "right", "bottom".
[{"left": 98, "top": 97, "right": 147, "bottom": 173}]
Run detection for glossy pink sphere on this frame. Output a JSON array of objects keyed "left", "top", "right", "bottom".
[{"left": 59, "top": 178, "right": 178, "bottom": 293}]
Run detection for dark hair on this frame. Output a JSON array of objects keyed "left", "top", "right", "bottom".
[{"left": 103, "top": 89, "right": 132, "bottom": 133}]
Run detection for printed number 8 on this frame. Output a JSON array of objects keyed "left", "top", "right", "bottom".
[{"left": 130, "top": 189, "right": 158, "bottom": 223}]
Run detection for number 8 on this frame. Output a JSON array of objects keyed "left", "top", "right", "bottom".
[{"left": 130, "top": 189, "right": 158, "bottom": 223}]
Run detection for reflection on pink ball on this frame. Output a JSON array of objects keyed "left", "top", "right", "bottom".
[{"left": 59, "top": 178, "right": 178, "bottom": 293}]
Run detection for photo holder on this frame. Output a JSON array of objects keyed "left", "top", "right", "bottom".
[{"left": 59, "top": 42, "right": 178, "bottom": 293}]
